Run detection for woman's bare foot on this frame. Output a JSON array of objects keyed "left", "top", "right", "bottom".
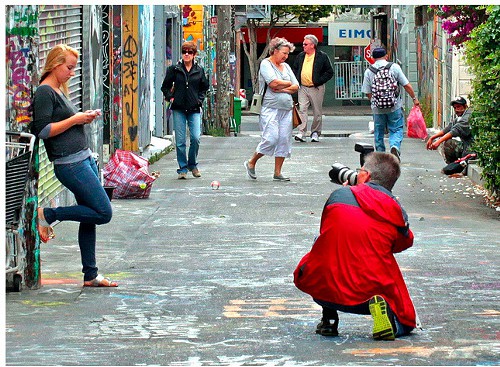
[{"left": 37, "top": 207, "right": 55, "bottom": 243}]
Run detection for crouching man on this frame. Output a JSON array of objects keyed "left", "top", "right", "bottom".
[
  {"left": 294, "top": 152, "right": 419, "bottom": 340},
  {"left": 426, "top": 96, "right": 474, "bottom": 175}
]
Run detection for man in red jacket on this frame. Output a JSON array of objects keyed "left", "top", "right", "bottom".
[{"left": 294, "top": 152, "right": 418, "bottom": 340}]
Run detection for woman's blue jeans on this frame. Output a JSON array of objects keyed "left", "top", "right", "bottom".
[
  {"left": 173, "top": 109, "right": 201, "bottom": 174},
  {"left": 43, "top": 156, "right": 112, "bottom": 281},
  {"left": 373, "top": 108, "right": 404, "bottom": 152}
]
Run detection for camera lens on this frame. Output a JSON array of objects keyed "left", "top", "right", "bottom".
[{"left": 329, "top": 163, "right": 358, "bottom": 186}]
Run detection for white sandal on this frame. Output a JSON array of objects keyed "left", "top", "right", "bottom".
[{"left": 83, "top": 274, "right": 118, "bottom": 287}]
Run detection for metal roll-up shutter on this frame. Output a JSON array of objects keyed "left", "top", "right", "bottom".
[{"left": 37, "top": 5, "right": 84, "bottom": 206}]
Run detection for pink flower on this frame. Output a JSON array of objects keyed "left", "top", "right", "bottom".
[{"left": 433, "top": 5, "right": 488, "bottom": 46}]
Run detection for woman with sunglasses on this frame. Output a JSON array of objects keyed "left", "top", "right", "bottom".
[
  {"left": 161, "top": 41, "right": 209, "bottom": 179},
  {"left": 244, "top": 37, "right": 299, "bottom": 181}
]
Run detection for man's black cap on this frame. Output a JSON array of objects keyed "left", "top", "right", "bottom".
[
  {"left": 372, "top": 47, "right": 387, "bottom": 59},
  {"left": 451, "top": 96, "right": 467, "bottom": 106}
]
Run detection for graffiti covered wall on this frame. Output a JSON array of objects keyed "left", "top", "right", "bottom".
[
  {"left": 84, "top": 5, "right": 104, "bottom": 159},
  {"left": 102, "top": 5, "right": 111, "bottom": 152},
  {"left": 5, "top": 5, "right": 41, "bottom": 289},
  {"left": 4, "top": 4, "right": 162, "bottom": 289},
  {"left": 122, "top": 5, "right": 139, "bottom": 151},
  {"left": 182, "top": 5, "right": 203, "bottom": 48},
  {"left": 111, "top": 5, "right": 123, "bottom": 153},
  {"left": 6, "top": 6, "right": 39, "bottom": 132}
]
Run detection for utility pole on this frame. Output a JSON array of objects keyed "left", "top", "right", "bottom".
[
  {"left": 215, "top": 5, "right": 231, "bottom": 135},
  {"left": 235, "top": 29, "right": 241, "bottom": 97}
]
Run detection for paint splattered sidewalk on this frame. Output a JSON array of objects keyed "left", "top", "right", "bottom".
[{"left": 6, "top": 121, "right": 499, "bottom": 366}]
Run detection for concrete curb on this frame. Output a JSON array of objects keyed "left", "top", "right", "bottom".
[
  {"left": 141, "top": 136, "right": 173, "bottom": 161},
  {"left": 467, "top": 162, "right": 485, "bottom": 188}
]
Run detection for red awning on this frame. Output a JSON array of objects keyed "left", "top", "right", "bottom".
[{"left": 241, "top": 27, "right": 323, "bottom": 44}]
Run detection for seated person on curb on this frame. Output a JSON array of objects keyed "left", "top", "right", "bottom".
[
  {"left": 426, "top": 96, "right": 474, "bottom": 174},
  {"left": 294, "top": 152, "right": 419, "bottom": 340}
]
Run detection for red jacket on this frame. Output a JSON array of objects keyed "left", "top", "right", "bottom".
[{"left": 294, "top": 182, "right": 416, "bottom": 327}]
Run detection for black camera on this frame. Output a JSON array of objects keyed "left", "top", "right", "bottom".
[{"left": 329, "top": 143, "right": 374, "bottom": 186}]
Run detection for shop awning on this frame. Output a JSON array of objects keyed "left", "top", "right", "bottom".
[{"left": 241, "top": 27, "right": 323, "bottom": 44}]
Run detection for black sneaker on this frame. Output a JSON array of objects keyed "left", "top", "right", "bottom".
[
  {"left": 315, "top": 319, "right": 339, "bottom": 337},
  {"left": 390, "top": 146, "right": 401, "bottom": 162},
  {"left": 369, "top": 295, "right": 396, "bottom": 340},
  {"left": 294, "top": 133, "right": 305, "bottom": 142}
]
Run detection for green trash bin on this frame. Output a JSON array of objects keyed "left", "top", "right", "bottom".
[{"left": 233, "top": 97, "right": 242, "bottom": 134}]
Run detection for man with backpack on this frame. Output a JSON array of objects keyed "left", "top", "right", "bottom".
[{"left": 362, "top": 47, "right": 420, "bottom": 161}]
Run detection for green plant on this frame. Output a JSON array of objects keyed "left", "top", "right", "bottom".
[
  {"left": 464, "top": 5, "right": 500, "bottom": 196},
  {"left": 419, "top": 94, "right": 434, "bottom": 128},
  {"left": 148, "top": 145, "right": 174, "bottom": 165},
  {"left": 207, "top": 127, "right": 226, "bottom": 137}
]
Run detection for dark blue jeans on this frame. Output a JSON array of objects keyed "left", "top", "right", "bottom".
[
  {"left": 43, "top": 157, "right": 112, "bottom": 281},
  {"left": 172, "top": 109, "right": 201, "bottom": 174},
  {"left": 373, "top": 108, "right": 405, "bottom": 152}
]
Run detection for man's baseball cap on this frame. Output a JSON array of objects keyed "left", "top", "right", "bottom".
[
  {"left": 372, "top": 47, "right": 387, "bottom": 58},
  {"left": 451, "top": 96, "right": 467, "bottom": 106}
]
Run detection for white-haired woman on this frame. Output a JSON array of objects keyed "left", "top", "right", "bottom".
[{"left": 244, "top": 37, "right": 299, "bottom": 181}]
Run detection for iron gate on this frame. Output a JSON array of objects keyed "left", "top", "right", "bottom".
[
  {"left": 334, "top": 61, "right": 370, "bottom": 100},
  {"left": 37, "top": 5, "right": 84, "bottom": 207}
]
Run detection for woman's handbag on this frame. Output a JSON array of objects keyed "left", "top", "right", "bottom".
[
  {"left": 249, "top": 93, "right": 263, "bottom": 115},
  {"left": 165, "top": 82, "right": 175, "bottom": 102},
  {"left": 249, "top": 83, "right": 268, "bottom": 115},
  {"left": 292, "top": 103, "right": 302, "bottom": 128}
]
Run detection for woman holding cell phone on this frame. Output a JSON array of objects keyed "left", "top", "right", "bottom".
[{"left": 30, "top": 43, "right": 118, "bottom": 287}]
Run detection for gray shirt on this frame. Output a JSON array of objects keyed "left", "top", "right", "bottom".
[
  {"left": 443, "top": 108, "right": 474, "bottom": 151},
  {"left": 362, "top": 60, "right": 409, "bottom": 114},
  {"left": 31, "top": 84, "right": 89, "bottom": 162},
  {"left": 259, "top": 59, "right": 299, "bottom": 110}
]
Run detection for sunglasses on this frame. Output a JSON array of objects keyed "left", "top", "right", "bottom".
[{"left": 182, "top": 50, "right": 195, "bottom": 55}]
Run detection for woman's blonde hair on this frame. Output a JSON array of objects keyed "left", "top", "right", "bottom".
[{"left": 40, "top": 44, "right": 79, "bottom": 96}]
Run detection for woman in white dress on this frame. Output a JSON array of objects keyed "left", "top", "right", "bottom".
[{"left": 244, "top": 37, "right": 299, "bottom": 181}]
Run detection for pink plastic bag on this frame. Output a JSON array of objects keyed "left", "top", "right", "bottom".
[
  {"left": 407, "top": 105, "right": 428, "bottom": 140},
  {"left": 103, "top": 149, "right": 157, "bottom": 199}
]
